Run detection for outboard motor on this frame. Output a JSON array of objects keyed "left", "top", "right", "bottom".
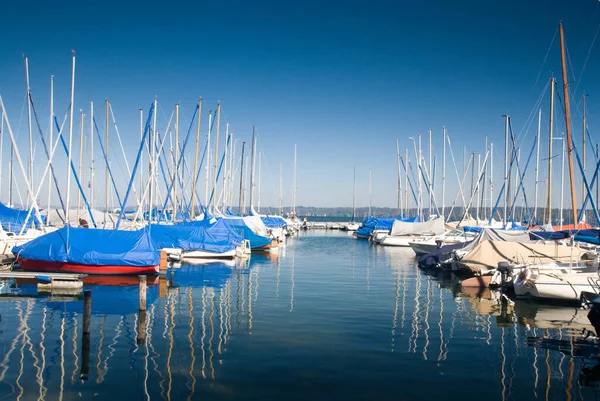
[
  {"left": 497, "top": 261, "right": 511, "bottom": 287},
  {"left": 435, "top": 239, "right": 443, "bottom": 249}
]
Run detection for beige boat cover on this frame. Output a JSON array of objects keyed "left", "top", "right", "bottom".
[
  {"left": 456, "top": 240, "right": 586, "bottom": 273},
  {"left": 390, "top": 217, "right": 445, "bottom": 236}
]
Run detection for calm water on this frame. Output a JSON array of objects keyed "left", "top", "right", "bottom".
[{"left": 0, "top": 231, "right": 599, "bottom": 400}]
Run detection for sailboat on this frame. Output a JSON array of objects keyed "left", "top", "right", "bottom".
[
  {"left": 510, "top": 22, "right": 600, "bottom": 302},
  {"left": 343, "top": 165, "right": 359, "bottom": 231}
]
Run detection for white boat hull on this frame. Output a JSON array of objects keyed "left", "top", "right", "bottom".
[
  {"left": 379, "top": 235, "right": 416, "bottom": 247},
  {"left": 514, "top": 271, "right": 599, "bottom": 302},
  {"left": 183, "top": 249, "right": 237, "bottom": 260}
]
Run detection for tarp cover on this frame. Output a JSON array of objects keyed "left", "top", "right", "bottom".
[
  {"left": 456, "top": 240, "right": 586, "bottom": 273},
  {"left": 390, "top": 217, "right": 445, "bottom": 236},
  {"left": 459, "top": 228, "right": 533, "bottom": 254},
  {"left": 184, "top": 216, "right": 270, "bottom": 249},
  {"left": 261, "top": 215, "right": 288, "bottom": 228},
  {"left": 418, "top": 240, "right": 473, "bottom": 268},
  {"left": 0, "top": 203, "right": 41, "bottom": 232},
  {"left": 355, "top": 216, "right": 417, "bottom": 238},
  {"left": 149, "top": 224, "right": 238, "bottom": 253},
  {"left": 12, "top": 226, "right": 159, "bottom": 267}
]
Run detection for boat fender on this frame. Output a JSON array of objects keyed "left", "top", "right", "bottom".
[{"left": 514, "top": 268, "right": 531, "bottom": 287}]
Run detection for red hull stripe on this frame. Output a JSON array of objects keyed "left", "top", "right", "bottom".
[{"left": 17, "top": 258, "right": 159, "bottom": 275}]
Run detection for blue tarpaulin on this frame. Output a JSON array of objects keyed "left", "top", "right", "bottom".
[
  {"left": 355, "top": 216, "right": 418, "bottom": 239},
  {"left": 183, "top": 217, "right": 271, "bottom": 249},
  {"left": 13, "top": 226, "right": 159, "bottom": 267},
  {"left": 0, "top": 203, "right": 41, "bottom": 232},
  {"left": 261, "top": 216, "right": 287, "bottom": 228},
  {"left": 149, "top": 223, "right": 238, "bottom": 253},
  {"left": 530, "top": 229, "right": 600, "bottom": 245}
]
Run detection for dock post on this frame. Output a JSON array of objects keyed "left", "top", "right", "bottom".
[
  {"left": 137, "top": 275, "right": 148, "bottom": 344},
  {"left": 80, "top": 290, "right": 91, "bottom": 380},
  {"left": 139, "top": 275, "right": 147, "bottom": 311}
]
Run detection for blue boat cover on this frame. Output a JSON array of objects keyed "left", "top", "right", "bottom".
[
  {"left": 530, "top": 229, "right": 600, "bottom": 245},
  {"left": 0, "top": 203, "right": 41, "bottom": 232},
  {"left": 418, "top": 240, "right": 473, "bottom": 268},
  {"left": 184, "top": 217, "right": 270, "bottom": 249},
  {"left": 13, "top": 226, "right": 159, "bottom": 267},
  {"left": 355, "top": 216, "right": 417, "bottom": 238},
  {"left": 149, "top": 223, "right": 237, "bottom": 253},
  {"left": 261, "top": 216, "right": 287, "bottom": 228}
]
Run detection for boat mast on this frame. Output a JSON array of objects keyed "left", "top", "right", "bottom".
[
  {"left": 559, "top": 22, "right": 578, "bottom": 227},
  {"left": 174, "top": 103, "right": 179, "bottom": 219},
  {"left": 560, "top": 135, "right": 565, "bottom": 229},
  {"left": 418, "top": 134, "right": 422, "bottom": 220},
  {"left": 238, "top": 141, "right": 245, "bottom": 214},
  {"left": 503, "top": 114, "right": 509, "bottom": 225},
  {"left": 65, "top": 52, "right": 76, "bottom": 225},
  {"left": 24, "top": 56, "right": 33, "bottom": 207},
  {"left": 293, "top": 144, "right": 297, "bottom": 216},
  {"left": 222, "top": 122, "right": 230, "bottom": 210},
  {"left": 352, "top": 164, "right": 356, "bottom": 222},
  {"left": 77, "top": 109, "right": 84, "bottom": 220},
  {"left": 489, "top": 142, "right": 493, "bottom": 221},
  {"left": 257, "top": 151, "right": 262, "bottom": 213},
  {"left": 547, "top": 78, "right": 555, "bottom": 224},
  {"left": 205, "top": 111, "right": 212, "bottom": 213},
  {"left": 213, "top": 102, "right": 221, "bottom": 212},
  {"left": 139, "top": 107, "right": 143, "bottom": 216},
  {"left": 405, "top": 147, "right": 409, "bottom": 215},
  {"left": 442, "top": 127, "right": 446, "bottom": 219},
  {"left": 149, "top": 99, "right": 157, "bottom": 222},
  {"left": 534, "top": 108, "right": 541, "bottom": 223},
  {"left": 396, "top": 137, "right": 402, "bottom": 215},
  {"left": 190, "top": 98, "right": 202, "bottom": 219},
  {"left": 249, "top": 126, "right": 256, "bottom": 212},
  {"left": 279, "top": 163, "right": 283, "bottom": 216},
  {"left": 582, "top": 94, "right": 587, "bottom": 215},
  {"left": 428, "top": 129, "right": 432, "bottom": 217},
  {"left": 104, "top": 99, "right": 109, "bottom": 222},
  {"left": 89, "top": 102, "right": 94, "bottom": 211},
  {"left": 368, "top": 168, "right": 372, "bottom": 217},
  {"left": 47, "top": 75, "right": 54, "bottom": 217}
]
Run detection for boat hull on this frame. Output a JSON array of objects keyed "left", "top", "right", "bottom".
[
  {"left": 183, "top": 249, "right": 237, "bottom": 259},
  {"left": 514, "top": 272, "right": 598, "bottom": 302},
  {"left": 379, "top": 235, "right": 415, "bottom": 247},
  {"left": 17, "top": 258, "right": 159, "bottom": 275}
]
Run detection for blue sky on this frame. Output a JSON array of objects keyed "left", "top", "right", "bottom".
[{"left": 1, "top": 0, "right": 600, "bottom": 212}]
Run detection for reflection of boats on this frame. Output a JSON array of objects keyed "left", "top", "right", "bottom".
[
  {"left": 171, "top": 263, "right": 233, "bottom": 289},
  {"left": 514, "top": 300, "right": 596, "bottom": 332}
]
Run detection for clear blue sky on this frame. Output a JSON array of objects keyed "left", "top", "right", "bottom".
[{"left": 1, "top": 0, "right": 600, "bottom": 212}]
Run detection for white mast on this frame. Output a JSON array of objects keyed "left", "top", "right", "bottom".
[
  {"left": 352, "top": 164, "right": 356, "bottom": 222},
  {"left": 24, "top": 56, "right": 34, "bottom": 206},
  {"left": 249, "top": 126, "right": 256, "bottom": 212},
  {"left": 396, "top": 137, "right": 402, "bottom": 215},
  {"left": 222, "top": 122, "right": 230, "bottom": 210},
  {"left": 560, "top": 135, "right": 565, "bottom": 230},
  {"left": 77, "top": 110, "right": 84, "bottom": 220},
  {"left": 89, "top": 102, "right": 94, "bottom": 211},
  {"left": 279, "top": 163, "right": 283, "bottom": 216},
  {"left": 104, "top": 100, "right": 109, "bottom": 223},
  {"left": 534, "top": 108, "right": 541, "bottom": 222},
  {"left": 503, "top": 114, "right": 509, "bottom": 225},
  {"left": 428, "top": 129, "right": 432, "bottom": 217},
  {"left": 405, "top": 148, "right": 409, "bottom": 215},
  {"left": 418, "top": 134, "right": 422, "bottom": 220},
  {"left": 257, "top": 151, "right": 262, "bottom": 213},
  {"left": 368, "top": 168, "right": 372, "bottom": 217},
  {"left": 293, "top": 144, "right": 297, "bottom": 215},
  {"left": 442, "top": 126, "right": 446, "bottom": 219},
  {"left": 174, "top": 103, "right": 179, "bottom": 219},
  {"left": 490, "top": 142, "right": 494, "bottom": 221},
  {"left": 547, "top": 78, "right": 555, "bottom": 225},
  {"left": 65, "top": 52, "right": 76, "bottom": 225},
  {"left": 213, "top": 102, "right": 221, "bottom": 212},
  {"left": 139, "top": 107, "right": 143, "bottom": 215},
  {"left": 205, "top": 112, "right": 212, "bottom": 211},
  {"left": 47, "top": 75, "right": 54, "bottom": 217},
  {"left": 149, "top": 99, "right": 157, "bottom": 221}
]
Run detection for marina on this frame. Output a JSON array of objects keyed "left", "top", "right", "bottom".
[
  {"left": 2, "top": 231, "right": 600, "bottom": 400},
  {"left": 2, "top": 0, "right": 600, "bottom": 399}
]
